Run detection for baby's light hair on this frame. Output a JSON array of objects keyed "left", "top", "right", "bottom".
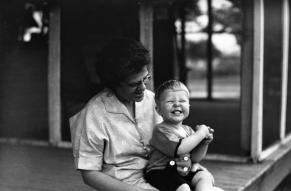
[{"left": 155, "top": 80, "right": 190, "bottom": 102}]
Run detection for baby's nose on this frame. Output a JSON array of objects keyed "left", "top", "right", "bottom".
[{"left": 173, "top": 101, "right": 180, "bottom": 106}]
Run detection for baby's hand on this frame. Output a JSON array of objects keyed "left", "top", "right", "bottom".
[
  {"left": 196, "top": 124, "right": 212, "bottom": 137},
  {"left": 208, "top": 127, "right": 214, "bottom": 134},
  {"left": 203, "top": 133, "right": 214, "bottom": 144}
]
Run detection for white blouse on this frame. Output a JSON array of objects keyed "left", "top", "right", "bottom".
[{"left": 70, "top": 88, "right": 162, "bottom": 188}]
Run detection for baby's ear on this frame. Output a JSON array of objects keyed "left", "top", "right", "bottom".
[{"left": 155, "top": 105, "right": 161, "bottom": 115}]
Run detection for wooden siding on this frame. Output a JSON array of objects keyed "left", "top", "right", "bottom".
[
  {"left": 0, "top": 1, "right": 48, "bottom": 141},
  {"left": 0, "top": 48, "right": 48, "bottom": 140}
]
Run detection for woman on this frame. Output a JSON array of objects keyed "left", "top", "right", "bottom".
[{"left": 70, "top": 38, "right": 191, "bottom": 191}]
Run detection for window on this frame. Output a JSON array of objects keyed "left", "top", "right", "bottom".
[{"left": 174, "top": 0, "right": 242, "bottom": 99}]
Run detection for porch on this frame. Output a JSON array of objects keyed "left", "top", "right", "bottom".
[{"left": 1, "top": 140, "right": 291, "bottom": 191}]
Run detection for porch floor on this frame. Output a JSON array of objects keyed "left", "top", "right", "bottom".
[
  {"left": 1, "top": 142, "right": 291, "bottom": 191},
  {"left": 0, "top": 143, "right": 91, "bottom": 191}
]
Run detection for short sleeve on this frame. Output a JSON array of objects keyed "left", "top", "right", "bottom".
[
  {"left": 183, "top": 125, "right": 196, "bottom": 136},
  {"left": 150, "top": 125, "right": 181, "bottom": 158},
  {"left": 70, "top": 104, "right": 108, "bottom": 170}
]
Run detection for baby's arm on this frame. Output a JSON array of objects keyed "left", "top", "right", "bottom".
[
  {"left": 191, "top": 125, "right": 214, "bottom": 162},
  {"left": 190, "top": 140, "right": 209, "bottom": 163},
  {"left": 176, "top": 124, "right": 210, "bottom": 155}
]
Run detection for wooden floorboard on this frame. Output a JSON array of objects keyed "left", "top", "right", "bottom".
[
  {"left": 1, "top": 142, "right": 291, "bottom": 191},
  {"left": 0, "top": 144, "right": 92, "bottom": 191},
  {"left": 202, "top": 140, "right": 291, "bottom": 191},
  {"left": 201, "top": 160, "right": 267, "bottom": 191}
]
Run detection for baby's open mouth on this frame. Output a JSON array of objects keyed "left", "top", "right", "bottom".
[{"left": 172, "top": 110, "right": 182, "bottom": 114}]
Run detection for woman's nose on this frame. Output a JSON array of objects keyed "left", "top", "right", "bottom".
[{"left": 138, "top": 81, "right": 147, "bottom": 91}]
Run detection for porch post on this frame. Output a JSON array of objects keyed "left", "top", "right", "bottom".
[
  {"left": 240, "top": 0, "right": 254, "bottom": 153},
  {"left": 251, "top": 0, "right": 264, "bottom": 161},
  {"left": 280, "top": 0, "right": 289, "bottom": 140},
  {"left": 48, "top": 3, "right": 61, "bottom": 146},
  {"left": 139, "top": 1, "right": 154, "bottom": 90}
]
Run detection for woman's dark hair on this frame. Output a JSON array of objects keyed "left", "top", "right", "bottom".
[{"left": 97, "top": 38, "right": 150, "bottom": 89}]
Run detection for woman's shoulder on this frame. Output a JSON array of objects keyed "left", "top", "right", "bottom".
[
  {"left": 144, "top": 89, "right": 155, "bottom": 98},
  {"left": 72, "top": 89, "right": 109, "bottom": 118},
  {"left": 141, "top": 89, "right": 155, "bottom": 104},
  {"left": 84, "top": 89, "right": 106, "bottom": 105},
  {"left": 87, "top": 89, "right": 108, "bottom": 105}
]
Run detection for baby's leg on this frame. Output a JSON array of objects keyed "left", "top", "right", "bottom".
[
  {"left": 213, "top": 186, "right": 225, "bottom": 191},
  {"left": 176, "top": 183, "right": 191, "bottom": 191},
  {"left": 191, "top": 170, "right": 214, "bottom": 191}
]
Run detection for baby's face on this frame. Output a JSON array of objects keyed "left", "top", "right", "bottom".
[{"left": 157, "top": 89, "right": 190, "bottom": 125}]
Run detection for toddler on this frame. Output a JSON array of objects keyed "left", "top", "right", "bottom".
[{"left": 145, "top": 80, "right": 217, "bottom": 191}]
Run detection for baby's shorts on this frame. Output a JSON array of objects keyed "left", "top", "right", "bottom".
[{"left": 145, "top": 163, "right": 203, "bottom": 191}]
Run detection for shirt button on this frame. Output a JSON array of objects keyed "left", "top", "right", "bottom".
[{"left": 169, "top": 160, "right": 175, "bottom": 166}]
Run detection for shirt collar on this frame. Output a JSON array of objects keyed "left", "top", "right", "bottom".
[
  {"left": 102, "top": 89, "right": 129, "bottom": 115},
  {"left": 101, "top": 88, "right": 150, "bottom": 122}
]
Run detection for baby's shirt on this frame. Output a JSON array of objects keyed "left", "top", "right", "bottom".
[{"left": 146, "top": 123, "right": 195, "bottom": 172}]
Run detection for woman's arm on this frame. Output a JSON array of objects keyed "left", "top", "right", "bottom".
[{"left": 81, "top": 170, "right": 155, "bottom": 191}]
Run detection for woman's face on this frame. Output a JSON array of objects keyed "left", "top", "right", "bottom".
[{"left": 115, "top": 66, "right": 150, "bottom": 103}]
